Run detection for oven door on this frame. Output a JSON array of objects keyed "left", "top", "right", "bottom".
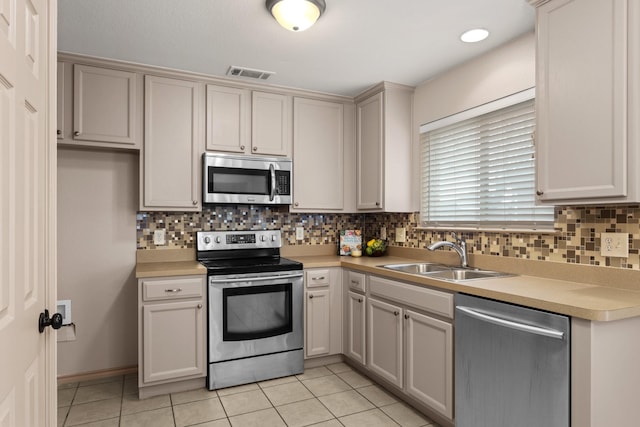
[{"left": 208, "top": 270, "right": 303, "bottom": 363}]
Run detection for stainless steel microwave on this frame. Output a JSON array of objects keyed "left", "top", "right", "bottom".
[{"left": 203, "top": 153, "right": 292, "bottom": 205}]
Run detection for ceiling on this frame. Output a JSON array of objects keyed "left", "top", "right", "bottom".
[{"left": 58, "top": 0, "right": 535, "bottom": 97}]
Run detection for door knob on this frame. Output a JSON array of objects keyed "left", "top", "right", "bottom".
[{"left": 38, "top": 309, "right": 63, "bottom": 333}]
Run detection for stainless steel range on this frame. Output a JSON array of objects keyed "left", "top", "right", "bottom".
[{"left": 196, "top": 229, "right": 304, "bottom": 390}]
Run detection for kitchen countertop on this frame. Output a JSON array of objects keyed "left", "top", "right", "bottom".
[{"left": 136, "top": 246, "right": 640, "bottom": 322}]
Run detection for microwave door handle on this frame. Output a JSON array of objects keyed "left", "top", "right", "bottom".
[{"left": 269, "top": 163, "right": 276, "bottom": 201}]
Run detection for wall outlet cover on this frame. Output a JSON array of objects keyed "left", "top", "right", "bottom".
[
  {"left": 380, "top": 227, "right": 387, "bottom": 240},
  {"left": 153, "top": 229, "right": 166, "bottom": 245},
  {"left": 296, "top": 227, "right": 305, "bottom": 241},
  {"left": 600, "top": 232, "right": 628, "bottom": 258},
  {"left": 395, "top": 227, "right": 406, "bottom": 243}
]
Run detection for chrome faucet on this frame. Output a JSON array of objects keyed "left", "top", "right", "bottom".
[{"left": 427, "top": 232, "right": 468, "bottom": 268}]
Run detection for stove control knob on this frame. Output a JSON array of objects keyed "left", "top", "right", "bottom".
[
  {"left": 203, "top": 236, "right": 211, "bottom": 244},
  {"left": 261, "top": 235, "right": 267, "bottom": 242},
  {"left": 215, "top": 236, "right": 222, "bottom": 244},
  {"left": 272, "top": 235, "right": 277, "bottom": 242}
]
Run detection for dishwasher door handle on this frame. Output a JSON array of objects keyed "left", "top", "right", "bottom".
[{"left": 456, "top": 306, "right": 565, "bottom": 340}]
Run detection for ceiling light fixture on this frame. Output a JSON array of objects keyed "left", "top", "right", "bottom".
[
  {"left": 266, "top": 0, "right": 326, "bottom": 32},
  {"left": 460, "top": 28, "right": 489, "bottom": 43}
]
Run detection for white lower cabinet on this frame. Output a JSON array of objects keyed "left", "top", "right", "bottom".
[
  {"left": 367, "top": 297, "right": 403, "bottom": 387},
  {"left": 138, "top": 275, "right": 206, "bottom": 398},
  {"left": 359, "top": 274, "right": 454, "bottom": 422},
  {"left": 405, "top": 309, "right": 453, "bottom": 419},
  {"left": 304, "top": 268, "right": 342, "bottom": 358},
  {"left": 346, "top": 290, "right": 367, "bottom": 365}
]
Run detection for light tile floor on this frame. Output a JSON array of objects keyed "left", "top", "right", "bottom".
[{"left": 57, "top": 363, "right": 441, "bottom": 427}]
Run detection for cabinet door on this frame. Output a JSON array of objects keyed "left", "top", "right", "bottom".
[
  {"left": 73, "top": 64, "right": 139, "bottom": 146},
  {"left": 205, "top": 84, "right": 250, "bottom": 153},
  {"left": 252, "top": 91, "right": 292, "bottom": 157},
  {"left": 367, "top": 297, "right": 403, "bottom": 388},
  {"left": 292, "top": 98, "right": 344, "bottom": 211},
  {"left": 305, "top": 288, "right": 331, "bottom": 357},
  {"left": 535, "top": 0, "right": 627, "bottom": 201},
  {"left": 356, "top": 92, "right": 383, "bottom": 209},
  {"left": 143, "top": 75, "right": 203, "bottom": 211},
  {"left": 142, "top": 300, "right": 205, "bottom": 383},
  {"left": 346, "top": 291, "right": 366, "bottom": 365},
  {"left": 405, "top": 309, "right": 453, "bottom": 420}
]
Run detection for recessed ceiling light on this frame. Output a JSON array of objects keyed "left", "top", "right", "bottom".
[{"left": 460, "top": 28, "right": 489, "bottom": 43}]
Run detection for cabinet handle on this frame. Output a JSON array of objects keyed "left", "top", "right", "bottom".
[
  {"left": 404, "top": 314, "right": 409, "bottom": 319},
  {"left": 536, "top": 190, "right": 544, "bottom": 196},
  {"left": 394, "top": 311, "right": 399, "bottom": 316},
  {"left": 294, "top": 202, "right": 299, "bottom": 207},
  {"left": 309, "top": 294, "right": 314, "bottom": 299},
  {"left": 253, "top": 146, "right": 258, "bottom": 152},
  {"left": 358, "top": 298, "right": 362, "bottom": 303},
  {"left": 192, "top": 200, "right": 198, "bottom": 205},
  {"left": 351, "top": 280, "right": 359, "bottom": 285},
  {"left": 73, "top": 131, "right": 80, "bottom": 137},
  {"left": 375, "top": 202, "right": 380, "bottom": 206},
  {"left": 312, "top": 276, "right": 325, "bottom": 280},
  {"left": 56, "top": 129, "right": 61, "bottom": 135},
  {"left": 165, "top": 288, "right": 182, "bottom": 293},
  {"left": 240, "top": 145, "right": 245, "bottom": 150}
]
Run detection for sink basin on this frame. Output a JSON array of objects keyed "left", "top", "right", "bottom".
[
  {"left": 381, "top": 263, "right": 451, "bottom": 274},
  {"left": 425, "top": 268, "right": 513, "bottom": 282}
]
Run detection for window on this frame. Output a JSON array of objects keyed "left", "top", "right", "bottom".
[{"left": 420, "top": 90, "right": 554, "bottom": 230}]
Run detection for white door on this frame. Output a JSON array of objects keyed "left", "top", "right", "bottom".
[{"left": 0, "top": 0, "right": 56, "bottom": 426}]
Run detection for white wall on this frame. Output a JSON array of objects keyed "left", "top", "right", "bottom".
[
  {"left": 57, "top": 147, "right": 139, "bottom": 377},
  {"left": 414, "top": 31, "right": 535, "bottom": 127}
]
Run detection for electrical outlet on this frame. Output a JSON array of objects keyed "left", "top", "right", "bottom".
[
  {"left": 296, "top": 227, "right": 305, "bottom": 241},
  {"left": 153, "top": 229, "right": 166, "bottom": 245},
  {"left": 380, "top": 227, "right": 387, "bottom": 240},
  {"left": 600, "top": 232, "right": 628, "bottom": 257},
  {"left": 395, "top": 227, "right": 406, "bottom": 243}
]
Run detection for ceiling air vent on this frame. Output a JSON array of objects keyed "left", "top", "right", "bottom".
[{"left": 227, "top": 66, "right": 275, "bottom": 81}]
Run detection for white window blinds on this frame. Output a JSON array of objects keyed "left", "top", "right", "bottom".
[{"left": 421, "top": 97, "right": 554, "bottom": 230}]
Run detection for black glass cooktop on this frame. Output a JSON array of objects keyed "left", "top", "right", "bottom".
[{"left": 199, "top": 256, "right": 302, "bottom": 276}]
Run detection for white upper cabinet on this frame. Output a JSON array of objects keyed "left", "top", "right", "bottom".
[
  {"left": 205, "top": 85, "right": 251, "bottom": 154},
  {"left": 70, "top": 64, "right": 141, "bottom": 148},
  {"left": 205, "top": 88, "right": 292, "bottom": 157},
  {"left": 251, "top": 91, "right": 292, "bottom": 157},
  {"left": 355, "top": 82, "right": 414, "bottom": 212},
  {"left": 142, "top": 75, "right": 204, "bottom": 211},
  {"left": 532, "top": 0, "right": 640, "bottom": 204},
  {"left": 291, "top": 97, "right": 346, "bottom": 211}
]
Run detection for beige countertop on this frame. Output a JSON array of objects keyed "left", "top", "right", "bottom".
[{"left": 136, "top": 246, "right": 640, "bottom": 321}]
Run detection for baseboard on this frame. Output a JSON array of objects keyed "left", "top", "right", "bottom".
[
  {"left": 304, "top": 354, "right": 344, "bottom": 369},
  {"left": 57, "top": 365, "right": 138, "bottom": 385}
]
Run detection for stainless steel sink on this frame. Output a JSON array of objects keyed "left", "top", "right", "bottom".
[
  {"left": 380, "top": 263, "right": 514, "bottom": 282},
  {"left": 380, "top": 263, "right": 451, "bottom": 274},
  {"left": 425, "top": 268, "right": 513, "bottom": 282}
]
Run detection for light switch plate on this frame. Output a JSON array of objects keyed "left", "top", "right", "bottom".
[
  {"left": 380, "top": 227, "right": 387, "bottom": 240},
  {"left": 395, "top": 227, "right": 406, "bottom": 243},
  {"left": 296, "top": 227, "right": 305, "bottom": 241},
  {"left": 600, "top": 232, "right": 628, "bottom": 257},
  {"left": 153, "top": 229, "right": 166, "bottom": 245}
]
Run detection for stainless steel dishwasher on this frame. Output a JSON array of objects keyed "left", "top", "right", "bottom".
[{"left": 455, "top": 293, "right": 570, "bottom": 427}]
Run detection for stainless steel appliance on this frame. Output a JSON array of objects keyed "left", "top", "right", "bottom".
[
  {"left": 203, "top": 153, "right": 292, "bottom": 205},
  {"left": 197, "top": 229, "right": 303, "bottom": 390},
  {"left": 455, "top": 293, "right": 570, "bottom": 427}
]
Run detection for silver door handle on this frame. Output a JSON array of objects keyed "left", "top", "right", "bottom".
[
  {"left": 269, "top": 163, "right": 276, "bottom": 201},
  {"left": 165, "top": 288, "right": 182, "bottom": 293},
  {"left": 209, "top": 272, "right": 303, "bottom": 283},
  {"left": 312, "top": 276, "right": 325, "bottom": 280},
  {"left": 456, "top": 306, "right": 565, "bottom": 340}
]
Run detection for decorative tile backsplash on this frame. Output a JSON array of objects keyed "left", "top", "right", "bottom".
[{"left": 137, "top": 205, "right": 640, "bottom": 270}]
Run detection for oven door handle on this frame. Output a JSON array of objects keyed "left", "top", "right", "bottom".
[
  {"left": 209, "top": 272, "right": 303, "bottom": 283},
  {"left": 269, "top": 163, "right": 276, "bottom": 201}
]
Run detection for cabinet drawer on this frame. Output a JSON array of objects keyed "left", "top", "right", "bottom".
[
  {"left": 306, "top": 269, "right": 330, "bottom": 288},
  {"left": 369, "top": 275, "right": 453, "bottom": 319},
  {"left": 347, "top": 271, "right": 366, "bottom": 292},
  {"left": 142, "top": 277, "right": 204, "bottom": 301}
]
